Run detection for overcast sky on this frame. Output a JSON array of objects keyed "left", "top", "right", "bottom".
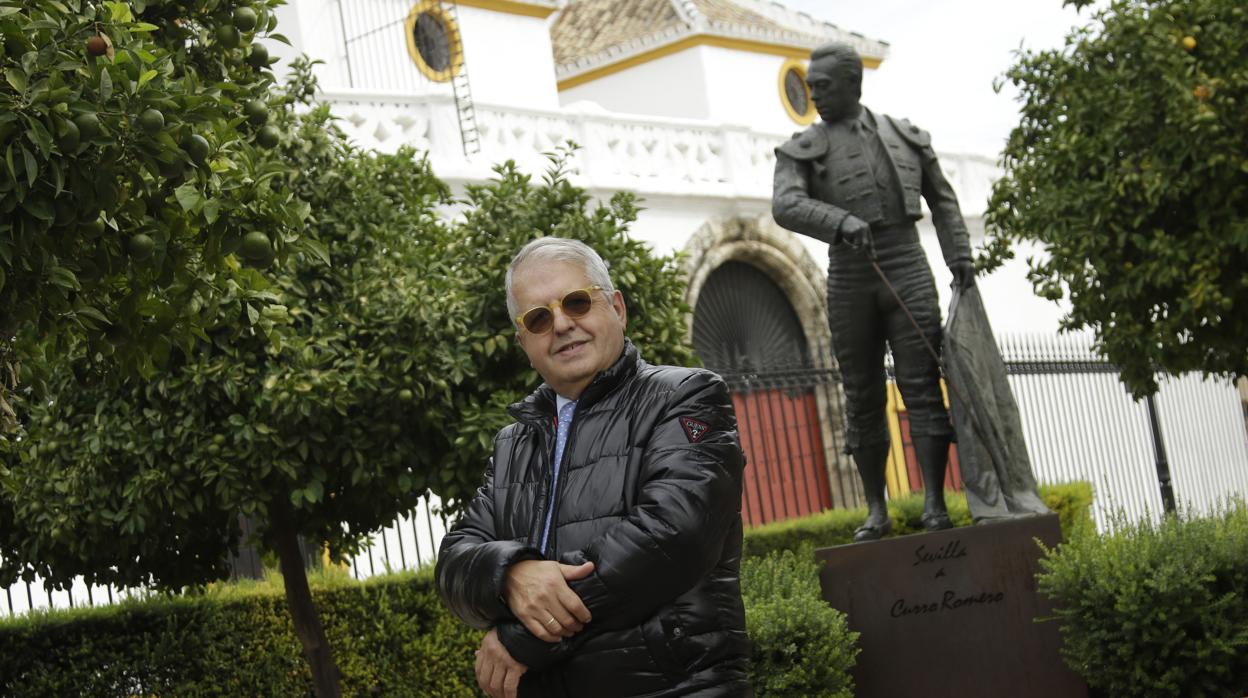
[{"left": 783, "top": 0, "right": 1099, "bottom": 156}]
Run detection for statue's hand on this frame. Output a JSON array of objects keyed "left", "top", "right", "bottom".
[
  {"left": 949, "top": 259, "right": 975, "bottom": 290},
  {"left": 840, "top": 216, "right": 873, "bottom": 255}
]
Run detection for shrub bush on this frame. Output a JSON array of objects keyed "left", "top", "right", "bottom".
[
  {"left": 742, "top": 481, "right": 1093, "bottom": 558},
  {"left": 742, "top": 546, "right": 858, "bottom": 698},
  {"left": 0, "top": 482, "right": 1092, "bottom": 696},
  {"left": 1037, "top": 502, "right": 1248, "bottom": 697},
  {"left": 0, "top": 568, "right": 481, "bottom": 698},
  {"left": 1, "top": 553, "right": 857, "bottom": 697}
]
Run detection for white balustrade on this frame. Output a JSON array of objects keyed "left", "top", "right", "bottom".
[{"left": 319, "top": 89, "right": 1001, "bottom": 215}]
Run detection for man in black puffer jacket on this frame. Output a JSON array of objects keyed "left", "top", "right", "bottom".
[{"left": 436, "top": 238, "right": 751, "bottom": 698}]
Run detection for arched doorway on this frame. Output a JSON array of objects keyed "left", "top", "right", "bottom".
[
  {"left": 692, "top": 260, "right": 838, "bottom": 526},
  {"left": 692, "top": 261, "right": 807, "bottom": 370}
]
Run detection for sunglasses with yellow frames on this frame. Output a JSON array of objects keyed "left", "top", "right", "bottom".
[{"left": 515, "top": 286, "right": 605, "bottom": 334}]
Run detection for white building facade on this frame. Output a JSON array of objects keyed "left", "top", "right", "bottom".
[
  {"left": 7, "top": 0, "right": 1247, "bottom": 616},
  {"left": 272, "top": 0, "right": 1246, "bottom": 530}
]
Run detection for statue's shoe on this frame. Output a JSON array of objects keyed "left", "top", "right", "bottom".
[
  {"left": 921, "top": 511, "right": 954, "bottom": 531},
  {"left": 853, "top": 517, "right": 893, "bottom": 542}
]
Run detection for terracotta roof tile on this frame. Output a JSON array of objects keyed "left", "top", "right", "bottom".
[
  {"left": 551, "top": 0, "right": 888, "bottom": 79},
  {"left": 551, "top": 0, "right": 685, "bottom": 66}
]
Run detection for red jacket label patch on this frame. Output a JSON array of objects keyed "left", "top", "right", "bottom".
[{"left": 679, "top": 417, "right": 709, "bottom": 443}]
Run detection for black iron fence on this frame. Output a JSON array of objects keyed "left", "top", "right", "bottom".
[
  {"left": 5, "top": 334, "right": 1247, "bottom": 617},
  {"left": 998, "top": 333, "right": 1248, "bottom": 530},
  {"left": 711, "top": 342, "right": 861, "bottom": 526}
]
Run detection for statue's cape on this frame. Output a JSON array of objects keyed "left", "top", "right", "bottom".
[{"left": 943, "top": 284, "right": 1052, "bottom": 522}]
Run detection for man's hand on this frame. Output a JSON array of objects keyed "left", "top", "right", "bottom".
[
  {"left": 839, "top": 216, "right": 873, "bottom": 255},
  {"left": 949, "top": 259, "right": 975, "bottom": 290},
  {"left": 476, "top": 628, "right": 527, "bottom": 698},
  {"left": 504, "top": 560, "right": 594, "bottom": 641}
]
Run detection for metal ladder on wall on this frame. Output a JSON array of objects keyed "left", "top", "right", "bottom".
[
  {"left": 334, "top": 0, "right": 481, "bottom": 157},
  {"left": 437, "top": 0, "right": 481, "bottom": 156}
]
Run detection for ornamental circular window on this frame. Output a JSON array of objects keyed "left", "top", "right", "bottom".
[
  {"left": 778, "top": 59, "right": 815, "bottom": 125},
  {"left": 404, "top": 1, "right": 463, "bottom": 82}
]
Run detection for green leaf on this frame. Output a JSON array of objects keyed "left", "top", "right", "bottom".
[
  {"left": 99, "top": 68, "right": 112, "bottom": 102},
  {"left": 48, "top": 266, "right": 80, "bottom": 290},
  {"left": 174, "top": 183, "right": 202, "bottom": 212},
  {"left": 137, "top": 69, "right": 157, "bottom": 89},
  {"left": 4, "top": 68, "right": 26, "bottom": 93},
  {"left": 19, "top": 194, "right": 51, "bottom": 220},
  {"left": 131, "top": 22, "right": 159, "bottom": 33},
  {"left": 76, "top": 306, "right": 108, "bottom": 325},
  {"left": 302, "top": 238, "right": 330, "bottom": 266},
  {"left": 21, "top": 146, "right": 37, "bottom": 187},
  {"left": 107, "top": 1, "right": 133, "bottom": 22}
]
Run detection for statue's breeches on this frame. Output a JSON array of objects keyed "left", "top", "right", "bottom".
[{"left": 826, "top": 224, "right": 952, "bottom": 453}]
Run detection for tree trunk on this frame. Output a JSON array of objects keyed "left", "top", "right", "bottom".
[{"left": 271, "top": 499, "right": 343, "bottom": 698}]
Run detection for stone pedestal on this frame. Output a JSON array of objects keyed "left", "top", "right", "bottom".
[{"left": 816, "top": 514, "right": 1087, "bottom": 698}]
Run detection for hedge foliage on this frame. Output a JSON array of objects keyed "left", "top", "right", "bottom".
[
  {"left": 0, "top": 482, "right": 1092, "bottom": 696},
  {"left": 0, "top": 569, "right": 482, "bottom": 697},
  {"left": 1038, "top": 502, "right": 1248, "bottom": 698},
  {"left": 742, "top": 480, "right": 1094, "bottom": 559},
  {"left": 742, "top": 546, "right": 857, "bottom": 698},
  {"left": 0, "top": 552, "right": 856, "bottom": 697}
]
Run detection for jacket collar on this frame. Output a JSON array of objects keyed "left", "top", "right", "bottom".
[{"left": 508, "top": 338, "right": 640, "bottom": 425}]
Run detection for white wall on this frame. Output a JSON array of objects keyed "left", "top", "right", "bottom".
[
  {"left": 700, "top": 46, "right": 815, "bottom": 135},
  {"left": 457, "top": 6, "right": 560, "bottom": 109},
  {"left": 559, "top": 48, "right": 712, "bottom": 120},
  {"left": 274, "top": 0, "right": 559, "bottom": 109},
  {"left": 272, "top": 0, "right": 349, "bottom": 86},
  {"left": 623, "top": 192, "right": 771, "bottom": 255}
]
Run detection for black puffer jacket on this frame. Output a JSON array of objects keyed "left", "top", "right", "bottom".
[{"left": 436, "top": 341, "right": 751, "bottom": 697}]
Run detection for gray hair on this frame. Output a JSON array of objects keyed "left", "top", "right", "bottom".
[
  {"left": 809, "top": 42, "right": 863, "bottom": 89},
  {"left": 505, "top": 237, "right": 615, "bottom": 321}
]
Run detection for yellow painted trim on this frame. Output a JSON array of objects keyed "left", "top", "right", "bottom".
[
  {"left": 321, "top": 544, "right": 348, "bottom": 571},
  {"left": 884, "top": 382, "right": 911, "bottom": 498},
  {"left": 404, "top": 0, "right": 465, "bottom": 83},
  {"left": 456, "top": 0, "right": 556, "bottom": 18},
  {"left": 884, "top": 378, "right": 951, "bottom": 498},
  {"left": 777, "top": 58, "right": 816, "bottom": 125},
  {"left": 559, "top": 34, "right": 882, "bottom": 91}
]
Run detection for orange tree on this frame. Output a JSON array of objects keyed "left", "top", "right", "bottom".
[
  {"left": 0, "top": 0, "right": 305, "bottom": 429},
  {"left": 0, "top": 68, "right": 696, "bottom": 695},
  {"left": 980, "top": 0, "right": 1248, "bottom": 396}
]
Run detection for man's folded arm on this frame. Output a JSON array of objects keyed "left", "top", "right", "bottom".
[
  {"left": 435, "top": 460, "right": 543, "bottom": 631},
  {"left": 496, "top": 371, "right": 743, "bottom": 668}
]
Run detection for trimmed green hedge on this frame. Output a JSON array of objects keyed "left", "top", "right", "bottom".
[
  {"left": 0, "top": 483, "right": 1092, "bottom": 697},
  {"left": 742, "top": 481, "right": 1095, "bottom": 558},
  {"left": 0, "top": 560, "right": 851, "bottom": 698},
  {"left": 743, "top": 546, "right": 857, "bottom": 698},
  {"left": 1038, "top": 502, "right": 1248, "bottom": 698},
  {"left": 0, "top": 569, "right": 481, "bottom": 697}
]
